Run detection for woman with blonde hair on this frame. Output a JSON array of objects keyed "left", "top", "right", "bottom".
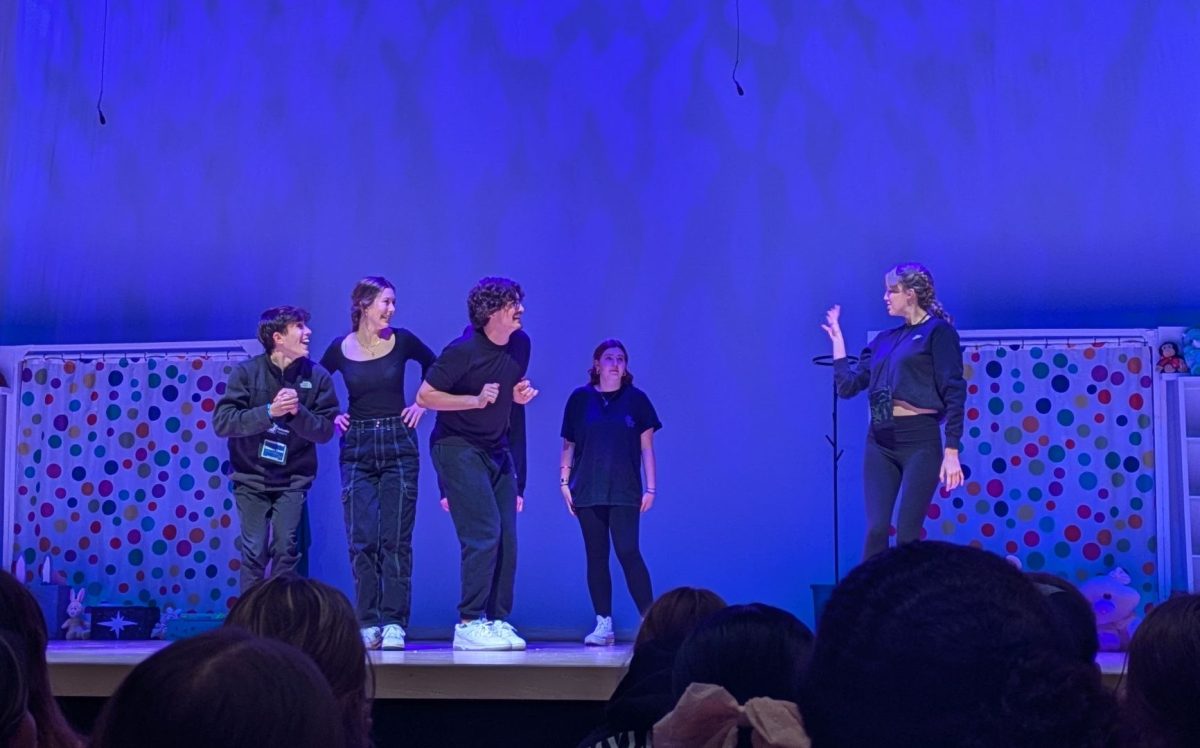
[{"left": 822, "top": 263, "right": 965, "bottom": 561}]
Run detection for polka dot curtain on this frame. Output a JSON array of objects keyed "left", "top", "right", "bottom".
[
  {"left": 932, "top": 344, "right": 1158, "bottom": 612},
  {"left": 11, "top": 355, "right": 247, "bottom": 612}
]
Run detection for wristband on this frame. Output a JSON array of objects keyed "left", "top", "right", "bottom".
[{"left": 646, "top": 488, "right": 656, "bottom": 494}]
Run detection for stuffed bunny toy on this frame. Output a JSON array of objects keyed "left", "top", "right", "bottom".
[{"left": 61, "top": 588, "right": 89, "bottom": 640}]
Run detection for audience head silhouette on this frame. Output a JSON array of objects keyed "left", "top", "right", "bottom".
[
  {"left": 90, "top": 627, "right": 345, "bottom": 748},
  {"left": 226, "top": 574, "right": 372, "bottom": 748},
  {"left": 635, "top": 586, "right": 727, "bottom": 650},
  {"left": 0, "top": 630, "right": 37, "bottom": 748},
  {"left": 0, "top": 571, "right": 81, "bottom": 748},
  {"left": 673, "top": 602, "right": 813, "bottom": 704},
  {"left": 1122, "top": 593, "right": 1200, "bottom": 748},
  {"left": 1027, "top": 570, "right": 1100, "bottom": 666},
  {"left": 803, "top": 541, "right": 1115, "bottom": 747}
]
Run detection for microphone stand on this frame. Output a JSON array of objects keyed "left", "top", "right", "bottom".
[{"left": 810, "top": 354, "right": 856, "bottom": 618}]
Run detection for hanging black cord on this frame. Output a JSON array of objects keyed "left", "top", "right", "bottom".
[
  {"left": 97, "top": 0, "right": 108, "bottom": 124},
  {"left": 731, "top": 0, "right": 745, "bottom": 95}
]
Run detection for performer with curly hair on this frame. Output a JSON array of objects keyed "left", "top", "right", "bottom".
[
  {"left": 417, "top": 277, "right": 538, "bottom": 650},
  {"left": 822, "top": 263, "right": 965, "bottom": 561}
]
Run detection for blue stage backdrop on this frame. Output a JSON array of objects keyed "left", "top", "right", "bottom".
[{"left": 2, "top": 2, "right": 1198, "bottom": 634}]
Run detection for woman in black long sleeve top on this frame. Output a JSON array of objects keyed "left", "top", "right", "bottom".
[
  {"left": 319, "top": 277, "right": 436, "bottom": 650},
  {"left": 822, "top": 263, "right": 965, "bottom": 561}
]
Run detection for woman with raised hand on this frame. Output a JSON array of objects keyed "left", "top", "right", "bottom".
[{"left": 822, "top": 263, "right": 965, "bottom": 561}]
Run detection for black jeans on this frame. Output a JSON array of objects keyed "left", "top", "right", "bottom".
[
  {"left": 862, "top": 413, "right": 943, "bottom": 560},
  {"left": 577, "top": 505, "right": 653, "bottom": 617},
  {"left": 233, "top": 484, "right": 306, "bottom": 592},
  {"left": 341, "top": 417, "right": 420, "bottom": 628},
  {"left": 432, "top": 441, "right": 518, "bottom": 621}
]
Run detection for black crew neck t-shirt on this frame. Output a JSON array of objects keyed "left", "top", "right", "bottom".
[
  {"left": 560, "top": 383, "right": 662, "bottom": 507},
  {"left": 319, "top": 328, "right": 436, "bottom": 420},
  {"left": 426, "top": 328, "right": 531, "bottom": 452}
]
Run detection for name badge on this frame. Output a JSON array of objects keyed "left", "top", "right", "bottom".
[{"left": 260, "top": 439, "right": 288, "bottom": 465}]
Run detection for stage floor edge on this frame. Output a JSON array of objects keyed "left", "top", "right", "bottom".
[
  {"left": 47, "top": 642, "right": 1128, "bottom": 700},
  {"left": 47, "top": 640, "right": 631, "bottom": 700}
]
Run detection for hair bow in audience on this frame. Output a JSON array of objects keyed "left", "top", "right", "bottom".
[{"left": 653, "top": 682, "right": 811, "bottom": 748}]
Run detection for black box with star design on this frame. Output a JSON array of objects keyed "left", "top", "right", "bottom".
[{"left": 89, "top": 605, "right": 161, "bottom": 640}]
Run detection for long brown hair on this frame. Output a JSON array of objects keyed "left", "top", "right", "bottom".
[
  {"left": 634, "top": 586, "right": 727, "bottom": 650},
  {"left": 0, "top": 571, "right": 83, "bottom": 748},
  {"left": 225, "top": 574, "right": 372, "bottom": 748}
]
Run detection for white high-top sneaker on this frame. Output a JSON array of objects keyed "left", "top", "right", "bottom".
[{"left": 584, "top": 615, "right": 615, "bottom": 646}]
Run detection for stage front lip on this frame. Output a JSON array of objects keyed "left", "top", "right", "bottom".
[{"left": 46, "top": 640, "right": 633, "bottom": 700}]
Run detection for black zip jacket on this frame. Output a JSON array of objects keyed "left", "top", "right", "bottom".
[{"left": 213, "top": 353, "right": 339, "bottom": 490}]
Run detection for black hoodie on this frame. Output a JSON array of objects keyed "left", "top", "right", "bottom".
[{"left": 213, "top": 353, "right": 338, "bottom": 490}]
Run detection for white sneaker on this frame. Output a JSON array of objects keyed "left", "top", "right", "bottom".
[
  {"left": 361, "top": 626, "right": 382, "bottom": 650},
  {"left": 381, "top": 623, "right": 406, "bottom": 650},
  {"left": 584, "top": 615, "right": 615, "bottom": 646},
  {"left": 453, "top": 619, "right": 510, "bottom": 651},
  {"left": 488, "top": 619, "right": 526, "bottom": 651}
]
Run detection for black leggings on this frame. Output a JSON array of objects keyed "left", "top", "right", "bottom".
[
  {"left": 862, "top": 414, "right": 942, "bottom": 561},
  {"left": 577, "top": 505, "right": 653, "bottom": 616}
]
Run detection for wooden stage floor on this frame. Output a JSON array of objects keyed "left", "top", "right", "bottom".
[
  {"left": 47, "top": 641, "right": 1129, "bottom": 701},
  {"left": 47, "top": 640, "right": 634, "bottom": 701}
]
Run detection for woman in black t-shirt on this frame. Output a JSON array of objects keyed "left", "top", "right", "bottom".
[
  {"left": 822, "top": 263, "right": 965, "bottom": 562},
  {"left": 319, "top": 276, "right": 436, "bottom": 651},
  {"left": 560, "top": 339, "right": 662, "bottom": 646}
]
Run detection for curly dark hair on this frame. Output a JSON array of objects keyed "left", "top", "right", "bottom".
[
  {"left": 801, "top": 541, "right": 1117, "bottom": 748},
  {"left": 256, "top": 306, "right": 311, "bottom": 353},
  {"left": 588, "top": 339, "right": 635, "bottom": 387},
  {"left": 886, "top": 262, "right": 953, "bottom": 324},
  {"left": 1121, "top": 594, "right": 1200, "bottom": 748},
  {"left": 349, "top": 276, "right": 395, "bottom": 332},
  {"left": 466, "top": 277, "right": 524, "bottom": 329}
]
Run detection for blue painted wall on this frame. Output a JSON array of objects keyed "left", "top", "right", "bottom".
[{"left": 3, "top": 1, "right": 1198, "bottom": 636}]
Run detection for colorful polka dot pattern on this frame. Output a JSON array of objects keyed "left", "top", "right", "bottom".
[
  {"left": 12, "top": 356, "right": 247, "bottom": 612},
  {"left": 932, "top": 345, "right": 1158, "bottom": 613}
]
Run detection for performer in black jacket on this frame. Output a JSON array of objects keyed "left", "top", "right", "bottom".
[
  {"left": 823, "top": 263, "right": 965, "bottom": 561},
  {"left": 214, "top": 306, "right": 339, "bottom": 591}
]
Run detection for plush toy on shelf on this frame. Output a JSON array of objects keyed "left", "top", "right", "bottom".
[
  {"left": 61, "top": 588, "right": 90, "bottom": 640},
  {"left": 1182, "top": 328, "right": 1200, "bottom": 375},
  {"left": 1156, "top": 341, "right": 1188, "bottom": 374},
  {"left": 1079, "top": 567, "right": 1142, "bottom": 652}
]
